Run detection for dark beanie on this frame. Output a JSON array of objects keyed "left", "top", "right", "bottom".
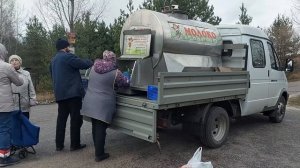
[{"left": 56, "top": 39, "right": 70, "bottom": 51}]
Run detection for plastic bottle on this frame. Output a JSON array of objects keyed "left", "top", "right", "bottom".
[
  {"left": 123, "top": 66, "right": 131, "bottom": 81},
  {"left": 127, "top": 67, "right": 131, "bottom": 80}
]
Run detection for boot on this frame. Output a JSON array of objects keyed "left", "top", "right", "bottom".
[
  {"left": 0, "top": 157, "right": 20, "bottom": 167},
  {"left": 95, "top": 153, "right": 109, "bottom": 162},
  {"left": 0, "top": 150, "right": 10, "bottom": 158},
  {"left": 70, "top": 144, "right": 86, "bottom": 151}
]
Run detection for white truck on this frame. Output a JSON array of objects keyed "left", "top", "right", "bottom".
[{"left": 93, "top": 8, "right": 294, "bottom": 148}]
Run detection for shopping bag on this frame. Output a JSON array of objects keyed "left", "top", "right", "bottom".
[
  {"left": 183, "top": 147, "right": 213, "bottom": 168},
  {"left": 11, "top": 110, "right": 40, "bottom": 147}
]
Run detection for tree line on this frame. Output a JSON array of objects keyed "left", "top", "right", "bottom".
[{"left": 0, "top": 0, "right": 299, "bottom": 92}]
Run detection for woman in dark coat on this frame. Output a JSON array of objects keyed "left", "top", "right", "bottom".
[{"left": 81, "top": 50, "right": 129, "bottom": 162}]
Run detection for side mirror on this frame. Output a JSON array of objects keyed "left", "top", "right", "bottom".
[{"left": 285, "top": 59, "right": 294, "bottom": 72}]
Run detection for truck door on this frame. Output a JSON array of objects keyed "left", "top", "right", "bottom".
[
  {"left": 242, "top": 38, "right": 269, "bottom": 115},
  {"left": 266, "top": 42, "right": 286, "bottom": 107}
]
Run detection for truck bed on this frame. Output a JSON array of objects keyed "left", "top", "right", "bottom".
[{"left": 111, "top": 71, "right": 249, "bottom": 143}]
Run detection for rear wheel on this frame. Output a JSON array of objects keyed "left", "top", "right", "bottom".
[
  {"left": 200, "top": 106, "right": 229, "bottom": 148},
  {"left": 269, "top": 96, "right": 286, "bottom": 123}
]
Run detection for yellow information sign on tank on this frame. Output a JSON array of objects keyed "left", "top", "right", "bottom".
[{"left": 123, "top": 34, "right": 151, "bottom": 57}]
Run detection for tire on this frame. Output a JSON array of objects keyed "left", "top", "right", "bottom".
[
  {"left": 269, "top": 96, "right": 286, "bottom": 123},
  {"left": 200, "top": 106, "right": 229, "bottom": 148}
]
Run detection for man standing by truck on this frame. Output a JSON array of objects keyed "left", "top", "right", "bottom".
[{"left": 50, "top": 39, "right": 93, "bottom": 151}]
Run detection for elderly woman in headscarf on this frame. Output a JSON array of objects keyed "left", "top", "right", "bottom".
[
  {"left": 0, "top": 44, "right": 23, "bottom": 166},
  {"left": 9, "top": 55, "right": 37, "bottom": 119},
  {"left": 81, "top": 50, "right": 129, "bottom": 162}
]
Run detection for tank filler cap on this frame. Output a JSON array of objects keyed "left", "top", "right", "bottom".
[
  {"left": 171, "top": 5, "right": 179, "bottom": 10},
  {"left": 162, "top": 5, "right": 188, "bottom": 20}
]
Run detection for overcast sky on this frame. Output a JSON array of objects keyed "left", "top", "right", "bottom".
[{"left": 17, "top": 0, "right": 295, "bottom": 30}]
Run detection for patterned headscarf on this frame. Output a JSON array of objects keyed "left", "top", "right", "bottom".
[
  {"left": 93, "top": 50, "right": 117, "bottom": 74},
  {"left": 103, "top": 50, "right": 116, "bottom": 64},
  {"left": 0, "top": 43, "right": 8, "bottom": 61}
]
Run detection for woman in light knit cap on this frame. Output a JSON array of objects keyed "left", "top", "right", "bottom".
[
  {"left": 0, "top": 44, "right": 23, "bottom": 166},
  {"left": 9, "top": 55, "right": 37, "bottom": 119},
  {"left": 81, "top": 50, "right": 129, "bottom": 162}
]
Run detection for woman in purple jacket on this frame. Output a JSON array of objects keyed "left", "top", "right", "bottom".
[{"left": 81, "top": 50, "right": 129, "bottom": 162}]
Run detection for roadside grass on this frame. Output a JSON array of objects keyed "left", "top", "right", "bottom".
[
  {"left": 287, "top": 71, "right": 300, "bottom": 82},
  {"left": 37, "top": 91, "right": 55, "bottom": 104},
  {"left": 288, "top": 95, "right": 300, "bottom": 108}
]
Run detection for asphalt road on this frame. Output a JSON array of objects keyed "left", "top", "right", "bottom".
[{"left": 10, "top": 103, "right": 300, "bottom": 168}]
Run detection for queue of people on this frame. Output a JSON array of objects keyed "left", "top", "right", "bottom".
[
  {"left": 0, "top": 44, "right": 39, "bottom": 167},
  {"left": 0, "top": 38, "right": 130, "bottom": 166},
  {"left": 50, "top": 39, "right": 130, "bottom": 162},
  {"left": 0, "top": 44, "right": 24, "bottom": 166},
  {"left": 50, "top": 39, "right": 130, "bottom": 161}
]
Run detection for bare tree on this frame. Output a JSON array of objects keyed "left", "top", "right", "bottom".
[
  {"left": 292, "top": 0, "right": 300, "bottom": 23},
  {"left": 0, "top": 0, "right": 24, "bottom": 54},
  {"left": 267, "top": 14, "right": 300, "bottom": 64},
  {"left": 0, "top": 0, "right": 15, "bottom": 44},
  {"left": 36, "top": 0, "right": 108, "bottom": 32}
]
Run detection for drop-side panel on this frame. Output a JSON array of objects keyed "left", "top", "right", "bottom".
[
  {"left": 158, "top": 72, "right": 249, "bottom": 105},
  {"left": 111, "top": 102, "right": 157, "bottom": 143}
]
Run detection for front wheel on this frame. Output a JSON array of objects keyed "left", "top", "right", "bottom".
[
  {"left": 269, "top": 96, "right": 286, "bottom": 123},
  {"left": 200, "top": 106, "right": 229, "bottom": 148}
]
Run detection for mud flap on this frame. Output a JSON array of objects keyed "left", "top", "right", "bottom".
[{"left": 111, "top": 103, "right": 157, "bottom": 143}]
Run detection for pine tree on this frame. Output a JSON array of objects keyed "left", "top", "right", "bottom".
[
  {"left": 140, "top": 0, "right": 221, "bottom": 25},
  {"left": 74, "top": 12, "right": 111, "bottom": 59},
  {"left": 267, "top": 14, "right": 300, "bottom": 64},
  {"left": 237, "top": 3, "right": 252, "bottom": 25},
  {"left": 20, "top": 16, "right": 52, "bottom": 91}
]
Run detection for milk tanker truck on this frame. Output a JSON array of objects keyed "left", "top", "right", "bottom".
[{"left": 93, "top": 8, "right": 293, "bottom": 148}]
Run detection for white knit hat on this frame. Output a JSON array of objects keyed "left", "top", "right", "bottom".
[{"left": 9, "top": 55, "right": 22, "bottom": 65}]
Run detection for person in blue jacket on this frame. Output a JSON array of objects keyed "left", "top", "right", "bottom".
[{"left": 50, "top": 39, "right": 93, "bottom": 152}]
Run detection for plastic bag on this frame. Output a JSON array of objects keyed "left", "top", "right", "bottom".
[{"left": 181, "top": 147, "right": 213, "bottom": 168}]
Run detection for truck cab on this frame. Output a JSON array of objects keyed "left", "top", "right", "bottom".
[{"left": 217, "top": 25, "right": 288, "bottom": 118}]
